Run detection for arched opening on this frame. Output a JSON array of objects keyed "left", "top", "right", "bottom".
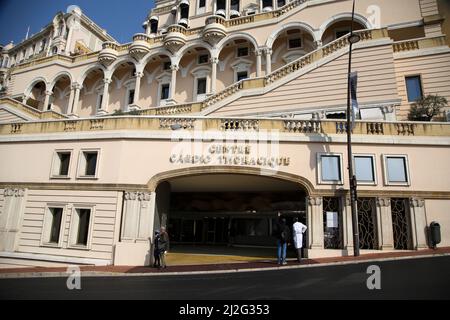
[
  {"left": 178, "top": 46, "right": 212, "bottom": 102},
  {"left": 25, "top": 80, "right": 47, "bottom": 110},
  {"left": 109, "top": 61, "right": 137, "bottom": 113},
  {"left": 217, "top": 36, "right": 258, "bottom": 90},
  {"left": 179, "top": 0, "right": 190, "bottom": 28},
  {"left": 79, "top": 67, "right": 105, "bottom": 117},
  {"left": 153, "top": 172, "right": 308, "bottom": 258},
  {"left": 321, "top": 19, "right": 366, "bottom": 45},
  {"left": 230, "top": 0, "right": 240, "bottom": 18},
  {"left": 215, "top": 0, "right": 226, "bottom": 18},
  {"left": 149, "top": 16, "right": 159, "bottom": 35},
  {"left": 142, "top": 52, "right": 172, "bottom": 107},
  {"left": 269, "top": 25, "right": 316, "bottom": 72},
  {"left": 50, "top": 74, "right": 72, "bottom": 114}
]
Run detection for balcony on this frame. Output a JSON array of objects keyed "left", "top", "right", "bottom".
[
  {"left": 98, "top": 41, "right": 119, "bottom": 66},
  {"left": 164, "top": 25, "right": 187, "bottom": 54},
  {"left": 129, "top": 33, "right": 152, "bottom": 60},
  {"left": 203, "top": 15, "right": 227, "bottom": 46}
]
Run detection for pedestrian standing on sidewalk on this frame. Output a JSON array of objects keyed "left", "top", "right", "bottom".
[
  {"left": 159, "top": 227, "right": 170, "bottom": 269},
  {"left": 274, "top": 215, "right": 290, "bottom": 265},
  {"left": 153, "top": 230, "right": 161, "bottom": 268},
  {"left": 292, "top": 217, "right": 307, "bottom": 263}
]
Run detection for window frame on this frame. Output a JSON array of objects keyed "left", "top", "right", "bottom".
[
  {"left": 67, "top": 205, "right": 95, "bottom": 250},
  {"left": 287, "top": 35, "right": 303, "bottom": 50},
  {"left": 317, "top": 153, "right": 344, "bottom": 185},
  {"left": 50, "top": 149, "right": 73, "bottom": 179},
  {"left": 353, "top": 153, "right": 377, "bottom": 186},
  {"left": 76, "top": 148, "right": 101, "bottom": 180},
  {"left": 40, "top": 204, "right": 67, "bottom": 248},
  {"left": 382, "top": 154, "right": 411, "bottom": 186},
  {"left": 405, "top": 75, "right": 423, "bottom": 103},
  {"left": 236, "top": 46, "right": 249, "bottom": 58}
]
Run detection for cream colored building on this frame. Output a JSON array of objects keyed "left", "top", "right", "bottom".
[{"left": 0, "top": 0, "right": 449, "bottom": 267}]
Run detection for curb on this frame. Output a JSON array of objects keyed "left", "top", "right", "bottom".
[{"left": 1, "top": 252, "right": 449, "bottom": 279}]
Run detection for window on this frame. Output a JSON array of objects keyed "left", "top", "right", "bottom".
[
  {"left": 69, "top": 207, "right": 93, "bottom": 248},
  {"left": 161, "top": 84, "right": 170, "bottom": 100},
  {"left": 51, "top": 150, "right": 72, "bottom": 178},
  {"left": 198, "top": 54, "right": 209, "bottom": 65},
  {"left": 277, "top": 0, "right": 286, "bottom": 7},
  {"left": 150, "top": 19, "right": 158, "bottom": 34},
  {"left": 199, "top": 0, "right": 206, "bottom": 8},
  {"left": 163, "top": 61, "right": 171, "bottom": 70},
  {"left": 288, "top": 37, "right": 302, "bottom": 49},
  {"left": 77, "top": 150, "right": 99, "bottom": 178},
  {"left": 405, "top": 76, "right": 423, "bottom": 102},
  {"left": 236, "top": 71, "right": 248, "bottom": 82},
  {"left": 96, "top": 94, "right": 103, "bottom": 110},
  {"left": 354, "top": 155, "right": 376, "bottom": 185},
  {"left": 384, "top": 155, "right": 410, "bottom": 185},
  {"left": 52, "top": 47, "right": 58, "bottom": 54},
  {"left": 197, "top": 78, "right": 207, "bottom": 95},
  {"left": 128, "top": 89, "right": 135, "bottom": 105},
  {"left": 318, "top": 153, "right": 343, "bottom": 184},
  {"left": 336, "top": 29, "right": 350, "bottom": 39},
  {"left": 263, "top": 0, "right": 273, "bottom": 8},
  {"left": 237, "top": 47, "right": 249, "bottom": 57},
  {"left": 49, "top": 208, "right": 63, "bottom": 243}
]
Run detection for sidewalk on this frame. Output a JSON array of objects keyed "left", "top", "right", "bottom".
[{"left": 1, "top": 247, "right": 449, "bottom": 278}]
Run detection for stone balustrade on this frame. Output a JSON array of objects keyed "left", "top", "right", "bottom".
[
  {"left": 220, "top": 119, "right": 259, "bottom": 131},
  {"left": 1, "top": 115, "right": 448, "bottom": 138},
  {"left": 393, "top": 35, "right": 447, "bottom": 53},
  {"left": 284, "top": 120, "right": 322, "bottom": 133}
]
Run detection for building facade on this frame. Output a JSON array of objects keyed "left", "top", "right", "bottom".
[{"left": 0, "top": 0, "right": 449, "bottom": 267}]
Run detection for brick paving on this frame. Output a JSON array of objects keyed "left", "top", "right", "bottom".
[{"left": 0, "top": 247, "right": 449, "bottom": 275}]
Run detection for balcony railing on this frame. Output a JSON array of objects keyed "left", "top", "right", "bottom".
[{"left": 1, "top": 115, "right": 449, "bottom": 138}]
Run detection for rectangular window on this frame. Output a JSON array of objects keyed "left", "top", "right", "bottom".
[
  {"left": 336, "top": 29, "right": 350, "bottom": 39},
  {"left": 128, "top": 89, "right": 135, "bottom": 105},
  {"left": 161, "top": 84, "right": 170, "bottom": 100},
  {"left": 163, "top": 61, "right": 171, "bottom": 70},
  {"left": 198, "top": 54, "right": 209, "bottom": 64},
  {"left": 77, "top": 150, "right": 99, "bottom": 178},
  {"left": 237, "top": 71, "right": 248, "bottom": 82},
  {"left": 197, "top": 78, "right": 207, "bottom": 95},
  {"left": 97, "top": 94, "right": 103, "bottom": 110},
  {"left": 354, "top": 155, "right": 376, "bottom": 184},
  {"left": 405, "top": 76, "right": 423, "bottom": 102},
  {"left": 51, "top": 150, "right": 72, "bottom": 178},
  {"left": 278, "top": 0, "right": 286, "bottom": 7},
  {"left": 199, "top": 0, "right": 206, "bottom": 8},
  {"left": 318, "top": 154, "right": 343, "bottom": 184},
  {"left": 385, "top": 155, "right": 409, "bottom": 185},
  {"left": 49, "top": 208, "right": 63, "bottom": 244},
  {"left": 237, "top": 47, "right": 249, "bottom": 57},
  {"left": 288, "top": 38, "right": 302, "bottom": 49},
  {"left": 76, "top": 209, "right": 91, "bottom": 246}
]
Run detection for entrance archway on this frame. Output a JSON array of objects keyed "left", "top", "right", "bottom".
[{"left": 150, "top": 167, "right": 312, "bottom": 260}]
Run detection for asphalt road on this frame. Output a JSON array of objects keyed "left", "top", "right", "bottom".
[{"left": 1, "top": 255, "right": 449, "bottom": 300}]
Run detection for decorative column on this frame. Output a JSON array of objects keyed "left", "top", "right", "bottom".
[
  {"left": 43, "top": 90, "right": 53, "bottom": 111},
  {"left": 210, "top": 57, "right": 218, "bottom": 93},
  {"left": 409, "top": 198, "right": 428, "bottom": 250},
  {"left": 130, "top": 72, "right": 144, "bottom": 110},
  {"left": 342, "top": 196, "right": 354, "bottom": 253},
  {"left": 382, "top": 105, "right": 396, "bottom": 121},
  {"left": 376, "top": 197, "right": 394, "bottom": 250},
  {"left": 307, "top": 196, "right": 324, "bottom": 250},
  {"left": 70, "top": 83, "right": 82, "bottom": 117},
  {"left": 264, "top": 48, "right": 272, "bottom": 75},
  {"left": 99, "top": 78, "right": 111, "bottom": 115},
  {"left": 255, "top": 49, "right": 262, "bottom": 77},
  {"left": 66, "top": 84, "right": 75, "bottom": 114},
  {"left": 167, "top": 64, "right": 179, "bottom": 104},
  {"left": 0, "top": 188, "right": 26, "bottom": 252}
]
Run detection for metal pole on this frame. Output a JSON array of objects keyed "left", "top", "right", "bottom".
[{"left": 347, "top": 0, "right": 360, "bottom": 257}]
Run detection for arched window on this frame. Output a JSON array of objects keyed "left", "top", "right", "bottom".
[
  {"left": 230, "top": 0, "right": 240, "bottom": 18},
  {"left": 216, "top": 0, "right": 226, "bottom": 17},
  {"left": 150, "top": 16, "right": 159, "bottom": 34},
  {"left": 262, "top": 0, "right": 273, "bottom": 11},
  {"left": 52, "top": 47, "right": 58, "bottom": 54}
]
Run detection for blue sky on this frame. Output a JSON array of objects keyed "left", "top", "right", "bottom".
[{"left": 0, "top": 0, "right": 155, "bottom": 45}]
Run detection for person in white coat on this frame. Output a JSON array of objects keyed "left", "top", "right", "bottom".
[{"left": 293, "top": 217, "right": 307, "bottom": 262}]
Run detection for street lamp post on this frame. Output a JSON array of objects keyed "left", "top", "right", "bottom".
[{"left": 347, "top": 0, "right": 360, "bottom": 257}]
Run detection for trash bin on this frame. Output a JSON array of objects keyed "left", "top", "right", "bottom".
[{"left": 430, "top": 221, "right": 441, "bottom": 249}]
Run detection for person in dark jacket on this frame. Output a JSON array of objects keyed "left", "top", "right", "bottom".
[
  {"left": 153, "top": 231, "right": 161, "bottom": 268},
  {"left": 274, "top": 216, "right": 291, "bottom": 265},
  {"left": 159, "top": 227, "right": 170, "bottom": 268}
]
